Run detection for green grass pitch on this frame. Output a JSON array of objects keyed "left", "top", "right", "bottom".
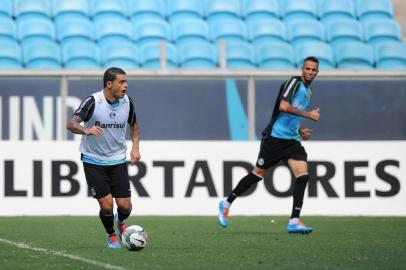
[{"left": 1, "top": 216, "right": 406, "bottom": 270}]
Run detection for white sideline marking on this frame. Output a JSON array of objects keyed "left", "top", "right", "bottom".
[{"left": 0, "top": 238, "right": 127, "bottom": 270}]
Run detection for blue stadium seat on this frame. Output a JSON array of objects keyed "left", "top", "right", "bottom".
[
  {"left": 318, "top": 0, "right": 355, "bottom": 25},
  {"left": 205, "top": 0, "right": 241, "bottom": 21},
  {"left": 56, "top": 17, "right": 95, "bottom": 45},
  {"left": 293, "top": 41, "right": 335, "bottom": 69},
  {"left": 132, "top": 19, "right": 171, "bottom": 47},
  {"left": 356, "top": 0, "right": 393, "bottom": 22},
  {"left": 96, "top": 18, "right": 133, "bottom": 45},
  {"left": 23, "top": 40, "right": 62, "bottom": 69},
  {"left": 325, "top": 18, "right": 364, "bottom": 51},
  {"left": 287, "top": 19, "right": 325, "bottom": 46},
  {"left": 90, "top": 0, "right": 127, "bottom": 23},
  {"left": 247, "top": 18, "right": 286, "bottom": 46},
  {"left": 281, "top": 0, "right": 318, "bottom": 23},
  {"left": 17, "top": 17, "right": 56, "bottom": 43},
  {"left": 14, "top": 0, "right": 52, "bottom": 20},
  {"left": 167, "top": 0, "right": 204, "bottom": 21},
  {"left": 334, "top": 41, "right": 374, "bottom": 69},
  {"left": 0, "top": 17, "right": 17, "bottom": 42},
  {"left": 374, "top": 42, "right": 406, "bottom": 69},
  {"left": 242, "top": 0, "right": 279, "bottom": 21},
  {"left": 0, "top": 40, "right": 22, "bottom": 69},
  {"left": 178, "top": 40, "right": 218, "bottom": 68},
  {"left": 256, "top": 41, "right": 295, "bottom": 69},
  {"left": 0, "top": 0, "right": 12, "bottom": 18},
  {"left": 52, "top": 0, "right": 90, "bottom": 21},
  {"left": 128, "top": 0, "right": 165, "bottom": 21},
  {"left": 62, "top": 40, "right": 100, "bottom": 69},
  {"left": 222, "top": 41, "right": 256, "bottom": 69},
  {"left": 171, "top": 18, "right": 210, "bottom": 46},
  {"left": 363, "top": 18, "right": 402, "bottom": 46},
  {"left": 209, "top": 18, "right": 248, "bottom": 42},
  {"left": 99, "top": 40, "right": 139, "bottom": 69},
  {"left": 139, "top": 41, "right": 178, "bottom": 69}
]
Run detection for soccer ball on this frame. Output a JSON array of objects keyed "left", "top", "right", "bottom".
[{"left": 121, "top": 225, "right": 148, "bottom": 251}]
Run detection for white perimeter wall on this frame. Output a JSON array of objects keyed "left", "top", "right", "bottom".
[{"left": 0, "top": 141, "right": 405, "bottom": 216}]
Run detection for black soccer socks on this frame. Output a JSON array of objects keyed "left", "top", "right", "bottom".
[
  {"left": 99, "top": 210, "right": 115, "bottom": 235},
  {"left": 290, "top": 174, "right": 309, "bottom": 218},
  {"left": 227, "top": 172, "right": 263, "bottom": 203}
]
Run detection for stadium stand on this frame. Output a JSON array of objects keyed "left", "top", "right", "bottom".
[
  {"left": 222, "top": 40, "right": 256, "bottom": 69},
  {"left": 167, "top": 0, "right": 204, "bottom": 22},
  {"left": 325, "top": 18, "right": 364, "bottom": 51},
  {"left": 14, "top": 0, "right": 52, "bottom": 20},
  {"left": 374, "top": 41, "right": 406, "bottom": 69},
  {"left": 22, "top": 39, "right": 61, "bottom": 69},
  {"left": 334, "top": 41, "right": 374, "bottom": 69},
  {"left": 241, "top": 0, "right": 279, "bottom": 21},
  {"left": 90, "top": 0, "right": 127, "bottom": 23},
  {"left": 99, "top": 40, "right": 138, "bottom": 68},
  {"left": 356, "top": 0, "right": 394, "bottom": 22},
  {"left": 205, "top": 0, "right": 241, "bottom": 21},
  {"left": 209, "top": 18, "right": 248, "bottom": 42},
  {"left": 256, "top": 41, "right": 295, "bottom": 69},
  {"left": 61, "top": 40, "right": 100, "bottom": 69},
  {"left": 128, "top": 0, "right": 165, "bottom": 21},
  {"left": 281, "top": 0, "right": 318, "bottom": 24},
  {"left": 0, "top": 0, "right": 13, "bottom": 18},
  {"left": 1, "top": 0, "right": 405, "bottom": 69},
  {"left": 0, "top": 17, "right": 17, "bottom": 42},
  {"left": 140, "top": 41, "right": 178, "bottom": 68},
  {"left": 0, "top": 40, "right": 22, "bottom": 69},
  {"left": 171, "top": 18, "right": 210, "bottom": 46},
  {"left": 318, "top": 0, "right": 356, "bottom": 25},
  {"left": 178, "top": 40, "right": 217, "bottom": 68},
  {"left": 52, "top": 0, "right": 91, "bottom": 21}
]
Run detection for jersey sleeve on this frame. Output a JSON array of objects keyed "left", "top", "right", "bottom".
[
  {"left": 73, "top": 96, "right": 95, "bottom": 122},
  {"left": 127, "top": 96, "right": 137, "bottom": 126},
  {"left": 280, "top": 77, "right": 300, "bottom": 102}
]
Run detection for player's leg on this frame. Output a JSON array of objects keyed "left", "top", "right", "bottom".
[
  {"left": 98, "top": 195, "right": 121, "bottom": 248},
  {"left": 115, "top": 197, "right": 131, "bottom": 238},
  {"left": 286, "top": 158, "right": 312, "bottom": 234},
  {"left": 110, "top": 163, "right": 132, "bottom": 238},
  {"left": 218, "top": 167, "right": 265, "bottom": 228},
  {"left": 83, "top": 163, "right": 121, "bottom": 248}
]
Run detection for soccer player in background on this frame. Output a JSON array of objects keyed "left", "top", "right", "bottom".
[
  {"left": 67, "top": 67, "right": 141, "bottom": 248},
  {"left": 218, "top": 56, "right": 320, "bottom": 234}
]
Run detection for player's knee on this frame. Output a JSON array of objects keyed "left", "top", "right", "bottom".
[{"left": 253, "top": 166, "right": 266, "bottom": 177}]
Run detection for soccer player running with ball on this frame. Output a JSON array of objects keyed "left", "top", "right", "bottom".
[
  {"left": 218, "top": 56, "right": 320, "bottom": 234},
  {"left": 67, "top": 67, "right": 141, "bottom": 248}
]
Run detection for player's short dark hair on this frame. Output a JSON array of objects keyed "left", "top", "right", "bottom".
[
  {"left": 303, "top": 56, "right": 319, "bottom": 66},
  {"left": 103, "top": 67, "right": 126, "bottom": 87}
]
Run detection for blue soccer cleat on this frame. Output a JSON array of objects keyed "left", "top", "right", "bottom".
[
  {"left": 107, "top": 233, "right": 121, "bottom": 249},
  {"left": 287, "top": 219, "right": 313, "bottom": 234},
  {"left": 218, "top": 200, "right": 230, "bottom": 228}
]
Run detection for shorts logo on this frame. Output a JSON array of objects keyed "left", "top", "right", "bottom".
[
  {"left": 257, "top": 158, "right": 264, "bottom": 166},
  {"left": 90, "top": 187, "right": 96, "bottom": 196}
]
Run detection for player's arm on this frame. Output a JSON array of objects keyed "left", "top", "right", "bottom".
[
  {"left": 66, "top": 96, "right": 102, "bottom": 136},
  {"left": 128, "top": 97, "right": 141, "bottom": 165},
  {"left": 279, "top": 100, "right": 320, "bottom": 122}
]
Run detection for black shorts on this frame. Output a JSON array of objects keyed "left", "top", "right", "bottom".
[
  {"left": 256, "top": 136, "right": 307, "bottom": 169},
  {"left": 83, "top": 162, "right": 131, "bottom": 199}
]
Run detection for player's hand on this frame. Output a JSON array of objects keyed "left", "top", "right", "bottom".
[
  {"left": 309, "top": 107, "right": 320, "bottom": 121},
  {"left": 299, "top": 128, "right": 313, "bottom": 140},
  {"left": 130, "top": 148, "right": 141, "bottom": 166},
  {"left": 84, "top": 126, "right": 103, "bottom": 136}
]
